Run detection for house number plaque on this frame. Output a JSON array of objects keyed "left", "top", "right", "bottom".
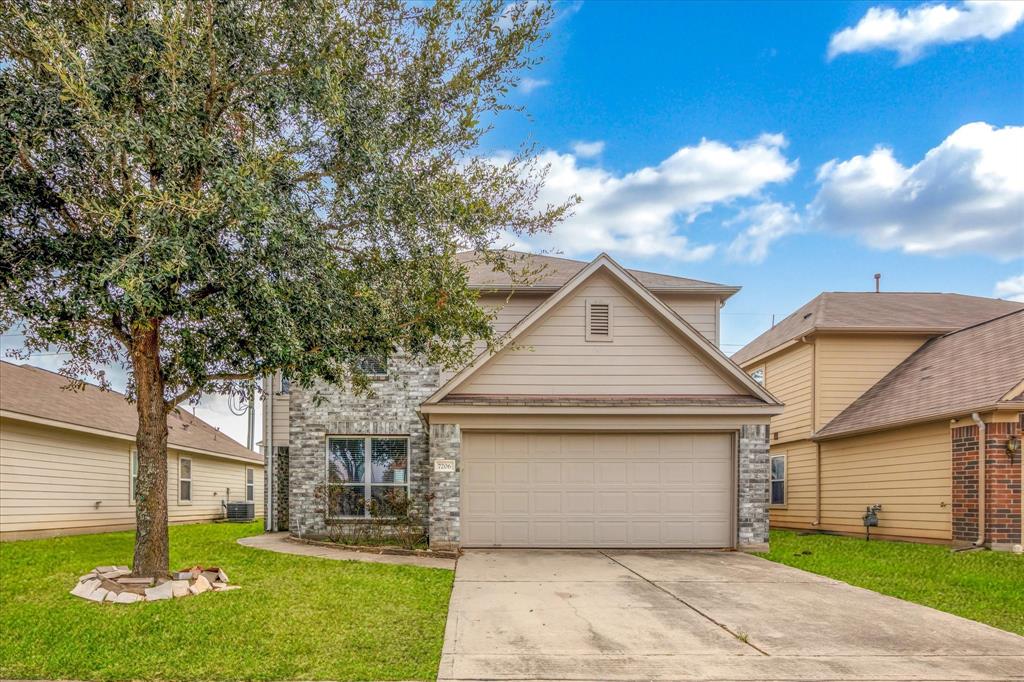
[{"left": 434, "top": 459, "right": 456, "bottom": 473}]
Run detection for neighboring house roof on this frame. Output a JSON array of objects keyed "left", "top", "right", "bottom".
[
  {"left": 814, "top": 310, "right": 1024, "bottom": 440},
  {"left": 457, "top": 250, "right": 740, "bottom": 296},
  {"left": 424, "top": 253, "right": 780, "bottom": 411},
  {"left": 732, "top": 292, "right": 1024, "bottom": 366},
  {"left": 0, "top": 361, "right": 260, "bottom": 463}
]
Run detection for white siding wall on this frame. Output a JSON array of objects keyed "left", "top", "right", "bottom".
[{"left": 0, "top": 417, "right": 263, "bottom": 539}]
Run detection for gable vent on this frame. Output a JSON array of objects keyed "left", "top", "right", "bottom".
[{"left": 586, "top": 299, "right": 613, "bottom": 342}]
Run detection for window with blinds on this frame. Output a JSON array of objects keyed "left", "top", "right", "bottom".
[
  {"left": 326, "top": 436, "right": 410, "bottom": 518},
  {"left": 585, "top": 299, "right": 613, "bottom": 342}
]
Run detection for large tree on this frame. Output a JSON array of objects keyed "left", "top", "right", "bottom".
[{"left": 0, "top": 0, "right": 571, "bottom": 576}]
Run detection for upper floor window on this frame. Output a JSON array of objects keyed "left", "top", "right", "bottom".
[
  {"left": 750, "top": 367, "right": 765, "bottom": 386},
  {"left": 356, "top": 356, "right": 388, "bottom": 378},
  {"left": 326, "top": 436, "right": 409, "bottom": 518},
  {"left": 278, "top": 375, "right": 290, "bottom": 395},
  {"left": 585, "top": 299, "right": 613, "bottom": 342}
]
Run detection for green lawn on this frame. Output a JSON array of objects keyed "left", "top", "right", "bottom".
[
  {"left": 757, "top": 530, "right": 1024, "bottom": 636},
  {"left": 0, "top": 522, "right": 454, "bottom": 681}
]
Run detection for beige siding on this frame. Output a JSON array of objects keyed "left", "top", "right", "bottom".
[
  {"left": 768, "top": 439, "right": 818, "bottom": 530},
  {"left": 815, "top": 333, "right": 930, "bottom": 430},
  {"left": 817, "top": 421, "right": 951, "bottom": 541},
  {"left": 454, "top": 271, "right": 742, "bottom": 396},
  {"left": 659, "top": 293, "right": 720, "bottom": 344},
  {"left": 0, "top": 417, "right": 263, "bottom": 539},
  {"left": 760, "top": 342, "right": 814, "bottom": 443},
  {"left": 267, "top": 373, "right": 290, "bottom": 446}
]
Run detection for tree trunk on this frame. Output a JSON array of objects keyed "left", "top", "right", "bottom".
[{"left": 131, "top": 320, "right": 170, "bottom": 577}]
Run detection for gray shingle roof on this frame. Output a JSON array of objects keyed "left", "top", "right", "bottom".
[
  {"left": 732, "top": 292, "right": 1024, "bottom": 366},
  {"left": 0, "top": 361, "right": 260, "bottom": 462},
  {"left": 814, "top": 310, "right": 1024, "bottom": 440},
  {"left": 457, "top": 250, "right": 739, "bottom": 295}
]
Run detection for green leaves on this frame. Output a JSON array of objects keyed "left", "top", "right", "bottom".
[{"left": 0, "top": 0, "right": 572, "bottom": 406}]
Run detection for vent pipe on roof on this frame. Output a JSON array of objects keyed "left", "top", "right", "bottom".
[{"left": 874, "top": 273, "right": 881, "bottom": 293}]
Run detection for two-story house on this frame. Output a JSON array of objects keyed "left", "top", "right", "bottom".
[
  {"left": 733, "top": 293, "right": 1023, "bottom": 550},
  {"left": 263, "top": 251, "right": 783, "bottom": 551}
]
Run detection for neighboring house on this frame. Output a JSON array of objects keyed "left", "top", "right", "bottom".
[
  {"left": 264, "top": 251, "right": 782, "bottom": 550},
  {"left": 0, "top": 361, "right": 263, "bottom": 540},
  {"left": 733, "top": 294, "right": 1024, "bottom": 549}
]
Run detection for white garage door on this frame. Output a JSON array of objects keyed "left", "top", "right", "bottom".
[{"left": 461, "top": 432, "right": 734, "bottom": 548}]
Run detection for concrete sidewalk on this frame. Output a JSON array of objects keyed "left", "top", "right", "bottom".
[
  {"left": 237, "top": 532, "right": 456, "bottom": 570},
  {"left": 440, "top": 549, "right": 1024, "bottom": 681}
]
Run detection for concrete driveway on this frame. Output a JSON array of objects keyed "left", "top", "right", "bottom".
[{"left": 440, "top": 550, "right": 1024, "bottom": 681}]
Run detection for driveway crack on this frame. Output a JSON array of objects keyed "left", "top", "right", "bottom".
[{"left": 598, "top": 551, "right": 770, "bottom": 656}]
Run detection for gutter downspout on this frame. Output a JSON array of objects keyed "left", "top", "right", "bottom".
[
  {"left": 971, "top": 413, "right": 986, "bottom": 547},
  {"left": 266, "top": 375, "right": 274, "bottom": 532},
  {"left": 813, "top": 442, "right": 822, "bottom": 527}
]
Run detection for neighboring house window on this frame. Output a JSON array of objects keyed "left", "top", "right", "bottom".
[
  {"left": 245, "top": 467, "right": 255, "bottom": 502},
  {"left": 130, "top": 450, "right": 138, "bottom": 504},
  {"left": 750, "top": 367, "right": 765, "bottom": 386},
  {"left": 356, "top": 356, "right": 388, "bottom": 378},
  {"left": 179, "top": 457, "right": 193, "bottom": 503},
  {"left": 585, "top": 299, "right": 613, "bottom": 342},
  {"left": 326, "top": 436, "right": 409, "bottom": 518},
  {"left": 770, "top": 455, "right": 786, "bottom": 506}
]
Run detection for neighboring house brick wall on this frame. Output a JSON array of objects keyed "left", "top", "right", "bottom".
[
  {"left": 287, "top": 358, "right": 440, "bottom": 538},
  {"left": 951, "top": 421, "right": 1022, "bottom": 547}
]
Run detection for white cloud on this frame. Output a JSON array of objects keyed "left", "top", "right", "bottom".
[
  {"left": 571, "top": 140, "right": 605, "bottom": 158},
  {"left": 727, "top": 202, "right": 802, "bottom": 263},
  {"left": 518, "top": 77, "right": 550, "bottom": 94},
  {"left": 828, "top": 0, "right": 1024, "bottom": 63},
  {"left": 995, "top": 273, "right": 1024, "bottom": 302},
  {"left": 810, "top": 122, "right": 1024, "bottom": 258},
  {"left": 506, "top": 134, "right": 797, "bottom": 261}
]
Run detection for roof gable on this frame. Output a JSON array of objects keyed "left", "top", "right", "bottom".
[
  {"left": 733, "top": 292, "right": 1024, "bottom": 366},
  {"left": 425, "top": 254, "right": 778, "bottom": 406},
  {"left": 814, "top": 310, "right": 1024, "bottom": 440}
]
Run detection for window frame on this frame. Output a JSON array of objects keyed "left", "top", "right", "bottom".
[
  {"left": 750, "top": 366, "right": 765, "bottom": 386},
  {"left": 770, "top": 454, "right": 786, "bottom": 508},
  {"left": 245, "top": 467, "right": 255, "bottom": 502},
  {"left": 355, "top": 356, "right": 388, "bottom": 380},
  {"left": 130, "top": 449, "right": 138, "bottom": 505},
  {"left": 325, "top": 435, "right": 410, "bottom": 519},
  {"left": 178, "top": 456, "right": 193, "bottom": 504}
]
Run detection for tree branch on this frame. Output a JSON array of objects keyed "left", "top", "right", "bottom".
[{"left": 165, "top": 371, "right": 254, "bottom": 411}]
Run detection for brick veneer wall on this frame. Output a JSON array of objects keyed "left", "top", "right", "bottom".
[
  {"left": 738, "top": 424, "right": 771, "bottom": 549},
  {"left": 287, "top": 358, "right": 440, "bottom": 539},
  {"left": 951, "top": 419, "right": 1022, "bottom": 547}
]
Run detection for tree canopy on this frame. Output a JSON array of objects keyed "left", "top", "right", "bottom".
[{"left": 0, "top": 0, "right": 573, "bottom": 574}]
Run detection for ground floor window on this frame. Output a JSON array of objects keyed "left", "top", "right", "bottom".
[
  {"left": 245, "top": 467, "right": 255, "bottom": 502},
  {"left": 326, "top": 436, "right": 409, "bottom": 518},
  {"left": 130, "top": 450, "right": 138, "bottom": 503},
  {"left": 179, "top": 457, "right": 193, "bottom": 503},
  {"left": 770, "top": 454, "right": 786, "bottom": 506}
]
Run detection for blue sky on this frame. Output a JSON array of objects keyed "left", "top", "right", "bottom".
[{"left": 487, "top": 0, "right": 1024, "bottom": 353}]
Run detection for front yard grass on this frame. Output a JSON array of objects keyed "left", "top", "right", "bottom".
[
  {"left": 758, "top": 529, "right": 1024, "bottom": 636},
  {"left": 0, "top": 521, "right": 454, "bottom": 681}
]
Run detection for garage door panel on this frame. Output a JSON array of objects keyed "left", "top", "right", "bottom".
[
  {"left": 462, "top": 432, "right": 733, "bottom": 548},
  {"left": 499, "top": 491, "right": 529, "bottom": 514},
  {"left": 466, "top": 491, "right": 497, "bottom": 514}
]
